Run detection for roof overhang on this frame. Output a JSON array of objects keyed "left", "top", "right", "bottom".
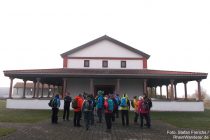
[{"left": 3, "top": 68, "right": 208, "bottom": 87}]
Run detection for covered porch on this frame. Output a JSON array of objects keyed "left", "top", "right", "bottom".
[
  {"left": 3, "top": 68, "right": 207, "bottom": 100},
  {"left": 3, "top": 68, "right": 207, "bottom": 111}
]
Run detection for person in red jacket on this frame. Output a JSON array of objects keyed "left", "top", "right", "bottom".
[
  {"left": 138, "top": 96, "right": 150, "bottom": 128},
  {"left": 73, "top": 94, "right": 84, "bottom": 127}
]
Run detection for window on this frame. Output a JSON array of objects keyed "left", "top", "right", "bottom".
[
  {"left": 102, "top": 60, "right": 108, "bottom": 68},
  {"left": 121, "top": 61, "right": 126, "bottom": 68},
  {"left": 84, "top": 60, "right": 89, "bottom": 67}
]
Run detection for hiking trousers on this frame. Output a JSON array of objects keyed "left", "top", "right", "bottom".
[
  {"left": 134, "top": 112, "right": 139, "bottom": 123},
  {"left": 52, "top": 107, "right": 59, "bottom": 123},
  {"left": 105, "top": 113, "right": 112, "bottom": 129},
  {"left": 84, "top": 111, "right": 91, "bottom": 130},
  {"left": 121, "top": 110, "right": 129, "bottom": 126},
  {"left": 63, "top": 106, "right": 70, "bottom": 120},
  {"left": 97, "top": 108, "right": 103, "bottom": 123},
  {"left": 140, "top": 113, "right": 150, "bottom": 128},
  {"left": 74, "top": 111, "right": 82, "bottom": 126}
]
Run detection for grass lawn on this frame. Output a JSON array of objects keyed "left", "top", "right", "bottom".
[
  {"left": 0, "top": 100, "right": 50, "bottom": 123},
  {"left": 0, "top": 99, "right": 209, "bottom": 136},
  {"left": 0, "top": 128, "right": 16, "bottom": 137},
  {"left": 151, "top": 110, "right": 210, "bottom": 129}
]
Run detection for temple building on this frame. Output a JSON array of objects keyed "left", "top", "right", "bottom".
[{"left": 3, "top": 35, "right": 208, "bottom": 111}]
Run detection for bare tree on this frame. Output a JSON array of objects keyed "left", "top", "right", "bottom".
[{"left": 191, "top": 87, "right": 209, "bottom": 100}]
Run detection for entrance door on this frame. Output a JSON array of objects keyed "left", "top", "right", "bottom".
[{"left": 94, "top": 85, "right": 115, "bottom": 96}]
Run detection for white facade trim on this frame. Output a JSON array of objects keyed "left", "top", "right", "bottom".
[{"left": 67, "top": 59, "right": 143, "bottom": 69}]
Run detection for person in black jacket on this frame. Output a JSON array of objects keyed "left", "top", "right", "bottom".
[{"left": 63, "top": 92, "right": 72, "bottom": 121}]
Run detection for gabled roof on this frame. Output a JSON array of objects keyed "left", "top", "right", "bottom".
[{"left": 60, "top": 35, "right": 150, "bottom": 59}]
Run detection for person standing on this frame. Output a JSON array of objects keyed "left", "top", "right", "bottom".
[
  {"left": 82, "top": 95, "right": 94, "bottom": 130},
  {"left": 132, "top": 96, "right": 139, "bottom": 124},
  {"left": 63, "top": 92, "right": 72, "bottom": 121},
  {"left": 138, "top": 96, "right": 150, "bottom": 128},
  {"left": 114, "top": 94, "right": 120, "bottom": 118},
  {"left": 143, "top": 95, "right": 152, "bottom": 127},
  {"left": 104, "top": 95, "right": 114, "bottom": 133},
  {"left": 73, "top": 94, "right": 84, "bottom": 127},
  {"left": 96, "top": 90, "right": 104, "bottom": 123},
  {"left": 120, "top": 94, "right": 130, "bottom": 126},
  {"left": 51, "top": 94, "right": 61, "bottom": 124},
  {"left": 89, "top": 94, "right": 96, "bottom": 125}
]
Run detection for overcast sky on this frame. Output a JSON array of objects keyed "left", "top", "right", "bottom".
[{"left": 0, "top": 0, "right": 209, "bottom": 97}]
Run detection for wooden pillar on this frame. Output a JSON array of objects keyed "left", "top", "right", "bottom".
[
  {"left": 32, "top": 81, "right": 36, "bottom": 98},
  {"left": 116, "top": 79, "right": 120, "bottom": 94},
  {"left": 144, "top": 79, "right": 148, "bottom": 96},
  {"left": 47, "top": 84, "right": 50, "bottom": 98},
  {"left": 22, "top": 80, "right": 27, "bottom": 98},
  {"left": 174, "top": 83, "right": 177, "bottom": 100},
  {"left": 170, "top": 80, "right": 174, "bottom": 100},
  {"left": 160, "top": 85, "right": 162, "bottom": 98},
  {"left": 9, "top": 77, "right": 14, "bottom": 99},
  {"left": 90, "top": 79, "right": 94, "bottom": 95},
  {"left": 154, "top": 86, "right": 157, "bottom": 98},
  {"left": 63, "top": 78, "right": 67, "bottom": 99},
  {"left": 197, "top": 80, "right": 202, "bottom": 101},
  {"left": 184, "top": 82, "right": 188, "bottom": 100},
  {"left": 36, "top": 78, "right": 40, "bottom": 98},
  {"left": 166, "top": 85, "right": 169, "bottom": 99},
  {"left": 41, "top": 83, "right": 44, "bottom": 98}
]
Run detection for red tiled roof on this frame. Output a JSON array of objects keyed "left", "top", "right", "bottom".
[{"left": 4, "top": 68, "right": 207, "bottom": 80}]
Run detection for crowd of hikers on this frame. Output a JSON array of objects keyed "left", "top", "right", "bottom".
[{"left": 48, "top": 91, "right": 152, "bottom": 132}]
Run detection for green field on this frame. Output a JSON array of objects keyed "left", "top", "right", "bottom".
[
  {"left": 151, "top": 110, "right": 210, "bottom": 129},
  {"left": 0, "top": 100, "right": 50, "bottom": 123}
]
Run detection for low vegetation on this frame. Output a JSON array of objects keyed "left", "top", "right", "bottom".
[
  {"left": 0, "top": 128, "right": 16, "bottom": 137},
  {"left": 151, "top": 110, "right": 210, "bottom": 129},
  {"left": 0, "top": 99, "right": 210, "bottom": 137},
  {"left": 0, "top": 100, "right": 50, "bottom": 123}
]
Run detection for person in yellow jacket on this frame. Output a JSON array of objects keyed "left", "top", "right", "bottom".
[{"left": 120, "top": 94, "right": 130, "bottom": 126}]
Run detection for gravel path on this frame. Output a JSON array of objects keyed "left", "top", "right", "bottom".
[{"left": 0, "top": 116, "right": 180, "bottom": 140}]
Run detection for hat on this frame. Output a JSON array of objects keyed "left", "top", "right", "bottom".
[
  {"left": 97, "top": 90, "right": 104, "bottom": 95},
  {"left": 139, "top": 96, "right": 143, "bottom": 100}
]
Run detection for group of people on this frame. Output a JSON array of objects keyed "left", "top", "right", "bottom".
[{"left": 49, "top": 91, "right": 152, "bottom": 132}]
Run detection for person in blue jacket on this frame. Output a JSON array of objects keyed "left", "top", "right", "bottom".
[{"left": 51, "top": 94, "right": 61, "bottom": 124}]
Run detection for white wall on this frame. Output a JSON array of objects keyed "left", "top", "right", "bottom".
[
  {"left": 120, "top": 79, "right": 144, "bottom": 98},
  {"left": 66, "top": 78, "right": 90, "bottom": 98},
  {"left": 6, "top": 99, "right": 204, "bottom": 111},
  {"left": 69, "top": 40, "right": 142, "bottom": 58},
  {"left": 150, "top": 101, "right": 204, "bottom": 112},
  {"left": 67, "top": 59, "right": 143, "bottom": 69},
  {"left": 65, "top": 78, "right": 144, "bottom": 98}
]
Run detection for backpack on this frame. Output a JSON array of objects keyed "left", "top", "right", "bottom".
[
  {"left": 115, "top": 96, "right": 120, "bottom": 105},
  {"left": 83, "top": 100, "right": 93, "bottom": 111},
  {"left": 64, "top": 96, "right": 72, "bottom": 106},
  {"left": 72, "top": 99, "right": 78, "bottom": 109},
  {"left": 48, "top": 98, "right": 57, "bottom": 108},
  {"left": 108, "top": 99, "right": 114, "bottom": 112},
  {"left": 97, "top": 96, "right": 104, "bottom": 109},
  {"left": 131, "top": 100, "right": 135, "bottom": 108},
  {"left": 48, "top": 98, "right": 53, "bottom": 107},
  {"left": 120, "top": 97, "right": 127, "bottom": 107},
  {"left": 141, "top": 100, "right": 150, "bottom": 111}
]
